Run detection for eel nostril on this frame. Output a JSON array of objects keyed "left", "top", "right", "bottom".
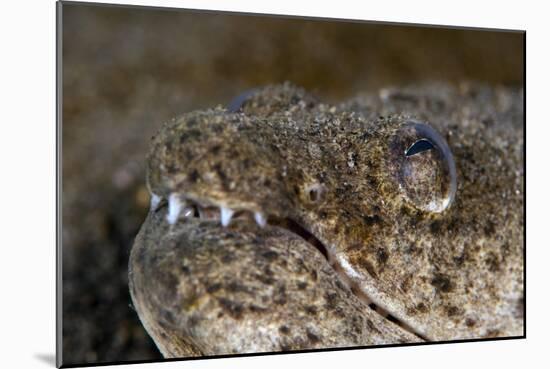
[
  {"left": 309, "top": 188, "right": 320, "bottom": 202},
  {"left": 304, "top": 183, "right": 325, "bottom": 203}
]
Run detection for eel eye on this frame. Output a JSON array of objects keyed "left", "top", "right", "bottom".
[
  {"left": 405, "top": 139, "right": 435, "bottom": 157},
  {"left": 390, "top": 121, "right": 457, "bottom": 213},
  {"left": 227, "top": 89, "right": 259, "bottom": 113}
]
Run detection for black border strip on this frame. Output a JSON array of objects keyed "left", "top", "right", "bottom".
[
  {"left": 522, "top": 30, "right": 527, "bottom": 339},
  {"left": 56, "top": 1, "right": 63, "bottom": 368}
]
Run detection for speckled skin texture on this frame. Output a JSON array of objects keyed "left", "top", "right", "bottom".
[
  {"left": 130, "top": 210, "right": 420, "bottom": 356},
  {"left": 129, "top": 83, "right": 524, "bottom": 357}
]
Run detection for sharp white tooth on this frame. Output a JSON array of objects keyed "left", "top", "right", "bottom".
[
  {"left": 182, "top": 206, "right": 194, "bottom": 218},
  {"left": 150, "top": 193, "right": 161, "bottom": 211},
  {"left": 254, "top": 212, "right": 266, "bottom": 227},
  {"left": 220, "top": 207, "right": 234, "bottom": 227},
  {"left": 167, "top": 194, "right": 182, "bottom": 225}
]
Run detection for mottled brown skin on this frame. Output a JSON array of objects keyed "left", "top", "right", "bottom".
[
  {"left": 130, "top": 208, "right": 420, "bottom": 356},
  {"left": 130, "top": 83, "right": 524, "bottom": 357}
]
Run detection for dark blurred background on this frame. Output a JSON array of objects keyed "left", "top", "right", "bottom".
[{"left": 61, "top": 2, "right": 523, "bottom": 365}]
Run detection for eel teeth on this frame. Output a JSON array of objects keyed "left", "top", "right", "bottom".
[
  {"left": 220, "top": 207, "right": 235, "bottom": 227},
  {"left": 150, "top": 193, "right": 162, "bottom": 211},
  {"left": 182, "top": 206, "right": 195, "bottom": 218},
  {"left": 254, "top": 212, "right": 267, "bottom": 228},
  {"left": 167, "top": 194, "right": 183, "bottom": 225}
]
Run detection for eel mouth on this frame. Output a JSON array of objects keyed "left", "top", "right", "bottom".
[{"left": 152, "top": 193, "right": 427, "bottom": 341}]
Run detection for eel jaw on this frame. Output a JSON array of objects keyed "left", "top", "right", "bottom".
[{"left": 149, "top": 191, "right": 428, "bottom": 341}]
